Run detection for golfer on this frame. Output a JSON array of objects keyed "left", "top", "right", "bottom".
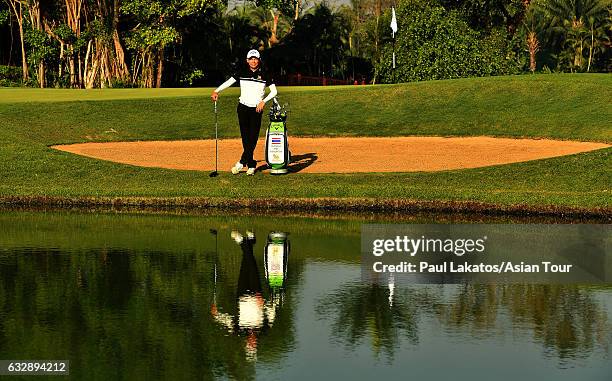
[
  {"left": 211, "top": 49, "right": 277, "bottom": 175},
  {"left": 211, "top": 230, "right": 282, "bottom": 361}
]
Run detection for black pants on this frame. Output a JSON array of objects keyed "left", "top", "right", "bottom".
[
  {"left": 237, "top": 238, "right": 262, "bottom": 296},
  {"left": 237, "top": 103, "right": 263, "bottom": 168}
]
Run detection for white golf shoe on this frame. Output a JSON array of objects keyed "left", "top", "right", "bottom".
[
  {"left": 246, "top": 167, "right": 256, "bottom": 176},
  {"left": 231, "top": 162, "right": 244, "bottom": 174}
]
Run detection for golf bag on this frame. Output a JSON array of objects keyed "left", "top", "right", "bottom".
[
  {"left": 265, "top": 98, "right": 291, "bottom": 175},
  {"left": 263, "top": 232, "right": 289, "bottom": 290}
]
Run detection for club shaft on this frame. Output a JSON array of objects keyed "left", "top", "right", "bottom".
[{"left": 214, "top": 101, "right": 218, "bottom": 172}]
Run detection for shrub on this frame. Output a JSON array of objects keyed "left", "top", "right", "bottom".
[
  {"left": 0, "top": 65, "right": 23, "bottom": 87},
  {"left": 375, "top": 0, "right": 522, "bottom": 83}
]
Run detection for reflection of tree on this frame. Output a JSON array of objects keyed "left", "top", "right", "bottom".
[
  {"left": 504, "top": 285, "right": 609, "bottom": 361},
  {"left": 316, "top": 280, "right": 419, "bottom": 359},
  {"left": 435, "top": 284, "right": 501, "bottom": 332},
  {"left": 318, "top": 281, "right": 610, "bottom": 363},
  {"left": 436, "top": 285, "right": 611, "bottom": 363},
  {"left": 0, "top": 244, "right": 299, "bottom": 380}
]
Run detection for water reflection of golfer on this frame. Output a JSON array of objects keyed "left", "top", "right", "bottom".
[{"left": 211, "top": 230, "right": 289, "bottom": 361}]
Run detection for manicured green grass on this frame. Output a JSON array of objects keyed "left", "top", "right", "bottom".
[{"left": 0, "top": 74, "right": 610, "bottom": 211}]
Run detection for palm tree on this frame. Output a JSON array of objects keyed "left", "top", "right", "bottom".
[
  {"left": 584, "top": 14, "right": 611, "bottom": 71},
  {"left": 225, "top": 6, "right": 268, "bottom": 57},
  {"left": 523, "top": 2, "right": 547, "bottom": 72},
  {"left": 246, "top": 5, "right": 292, "bottom": 47},
  {"left": 539, "top": 0, "right": 609, "bottom": 71}
]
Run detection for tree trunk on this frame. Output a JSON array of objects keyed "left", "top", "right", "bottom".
[
  {"left": 587, "top": 26, "right": 593, "bottom": 72},
  {"left": 574, "top": 45, "right": 581, "bottom": 68},
  {"left": 143, "top": 50, "right": 155, "bottom": 88},
  {"left": 59, "top": 43, "right": 64, "bottom": 78},
  {"left": 527, "top": 31, "right": 539, "bottom": 73},
  {"left": 141, "top": 52, "right": 147, "bottom": 87},
  {"left": 27, "top": 1, "right": 46, "bottom": 86},
  {"left": 69, "top": 51, "right": 76, "bottom": 87},
  {"left": 99, "top": 46, "right": 106, "bottom": 88},
  {"left": 103, "top": 43, "right": 113, "bottom": 87},
  {"left": 18, "top": 13, "right": 28, "bottom": 80},
  {"left": 7, "top": 1, "right": 29, "bottom": 81},
  {"left": 65, "top": 0, "right": 84, "bottom": 87},
  {"left": 156, "top": 48, "right": 164, "bottom": 88},
  {"left": 148, "top": 58, "right": 154, "bottom": 88},
  {"left": 38, "top": 62, "right": 45, "bottom": 88},
  {"left": 85, "top": 49, "right": 100, "bottom": 89},
  {"left": 269, "top": 10, "right": 279, "bottom": 46},
  {"left": 374, "top": 0, "right": 380, "bottom": 56},
  {"left": 112, "top": 30, "right": 130, "bottom": 80},
  {"left": 8, "top": 5, "right": 14, "bottom": 65},
  {"left": 112, "top": 0, "right": 130, "bottom": 81},
  {"left": 84, "top": 39, "right": 92, "bottom": 82},
  {"left": 78, "top": 54, "right": 83, "bottom": 87},
  {"left": 43, "top": 19, "right": 63, "bottom": 81},
  {"left": 145, "top": 52, "right": 151, "bottom": 88},
  {"left": 132, "top": 52, "right": 142, "bottom": 85},
  {"left": 294, "top": 0, "right": 300, "bottom": 20}
]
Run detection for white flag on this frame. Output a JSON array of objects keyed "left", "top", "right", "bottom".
[{"left": 390, "top": 7, "right": 398, "bottom": 37}]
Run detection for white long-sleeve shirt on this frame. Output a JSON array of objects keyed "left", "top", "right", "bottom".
[{"left": 215, "top": 68, "right": 277, "bottom": 107}]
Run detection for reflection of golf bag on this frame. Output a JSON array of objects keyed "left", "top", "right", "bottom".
[
  {"left": 264, "top": 232, "right": 289, "bottom": 289},
  {"left": 265, "top": 98, "right": 291, "bottom": 175}
]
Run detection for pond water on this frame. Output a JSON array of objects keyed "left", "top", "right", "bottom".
[{"left": 0, "top": 211, "right": 610, "bottom": 380}]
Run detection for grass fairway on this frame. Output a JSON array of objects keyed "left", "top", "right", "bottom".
[{"left": 0, "top": 74, "right": 610, "bottom": 215}]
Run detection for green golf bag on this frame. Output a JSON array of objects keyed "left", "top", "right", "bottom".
[
  {"left": 264, "top": 232, "right": 289, "bottom": 290},
  {"left": 265, "top": 98, "right": 291, "bottom": 175}
]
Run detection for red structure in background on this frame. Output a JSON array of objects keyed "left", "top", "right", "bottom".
[{"left": 286, "top": 73, "right": 367, "bottom": 86}]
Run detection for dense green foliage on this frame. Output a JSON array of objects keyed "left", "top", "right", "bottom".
[
  {"left": 376, "top": 0, "right": 612, "bottom": 82},
  {"left": 0, "top": 75, "right": 610, "bottom": 209},
  {"left": 1, "top": 0, "right": 609, "bottom": 88},
  {"left": 267, "top": 4, "right": 352, "bottom": 79},
  {"left": 537, "top": 0, "right": 611, "bottom": 71},
  {"left": 0, "top": 64, "right": 20, "bottom": 86},
  {"left": 376, "top": 0, "right": 522, "bottom": 82}
]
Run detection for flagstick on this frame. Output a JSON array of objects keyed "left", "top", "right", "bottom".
[
  {"left": 390, "top": 5, "right": 398, "bottom": 84},
  {"left": 392, "top": 31, "right": 396, "bottom": 84}
]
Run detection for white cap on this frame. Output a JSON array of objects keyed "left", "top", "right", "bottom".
[{"left": 246, "top": 49, "right": 260, "bottom": 59}]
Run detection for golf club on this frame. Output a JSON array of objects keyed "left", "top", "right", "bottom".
[
  {"left": 210, "top": 229, "right": 218, "bottom": 305},
  {"left": 209, "top": 101, "right": 219, "bottom": 177}
]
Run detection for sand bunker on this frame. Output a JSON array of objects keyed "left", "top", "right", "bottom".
[{"left": 52, "top": 137, "right": 608, "bottom": 173}]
